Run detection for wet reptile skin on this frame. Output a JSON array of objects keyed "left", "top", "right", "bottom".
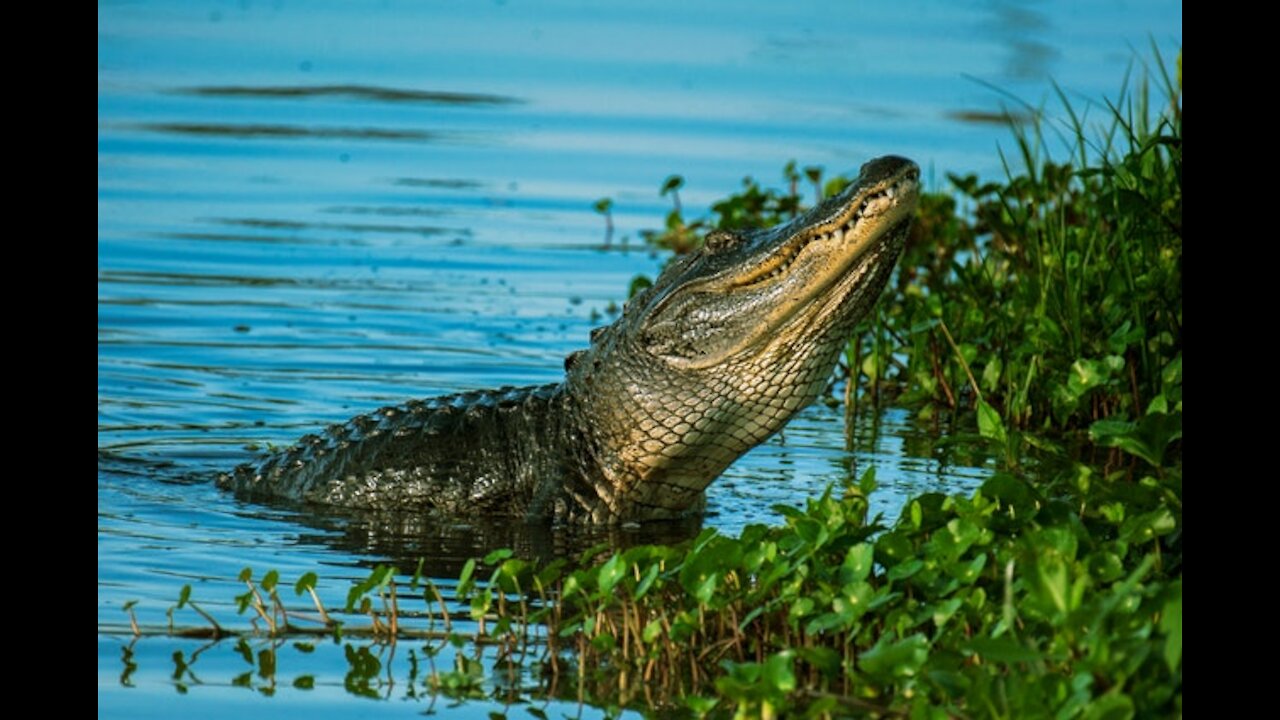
[{"left": 219, "top": 156, "right": 920, "bottom": 524}]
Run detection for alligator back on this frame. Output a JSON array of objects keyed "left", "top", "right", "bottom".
[{"left": 219, "top": 384, "right": 568, "bottom": 517}]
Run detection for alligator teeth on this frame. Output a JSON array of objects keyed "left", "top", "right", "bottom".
[{"left": 732, "top": 173, "right": 913, "bottom": 290}]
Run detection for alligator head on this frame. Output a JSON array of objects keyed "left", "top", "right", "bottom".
[{"left": 564, "top": 155, "right": 920, "bottom": 522}]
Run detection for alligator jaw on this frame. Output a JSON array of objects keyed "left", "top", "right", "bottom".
[{"left": 640, "top": 156, "right": 920, "bottom": 370}]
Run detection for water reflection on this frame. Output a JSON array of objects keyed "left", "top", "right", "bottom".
[
  {"left": 983, "top": 0, "right": 1058, "bottom": 80},
  {"left": 945, "top": 108, "right": 1034, "bottom": 126},
  {"left": 102, "top": 635, "right": 630, "bottom": 718},
  {"left": 391, "top": 177, "right": 486, "bottom": 190},
  {"left": 277, "top": 504, "right": 703, "bottom": 577},
  {"left": 133, "top": 122, "right": 443, "bottom": 142},
  {"left": 174, "top": 84, "right": 523, "bottom": 106},
  {"left": 205, "top": 216, "right": 465, "bottom": 237}
]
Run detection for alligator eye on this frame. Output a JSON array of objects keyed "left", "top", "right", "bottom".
[{"left": 703, "top": 229, "right": 741, "bottom": 253}]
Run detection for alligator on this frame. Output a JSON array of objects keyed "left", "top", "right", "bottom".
[{"left": 219, "top": 155, "right": 920, "bottom": 524}]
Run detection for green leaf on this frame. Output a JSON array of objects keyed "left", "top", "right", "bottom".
[
  {"left": 596, "top": 554, "right": 627, "bottom": 596},
  {"left": 761, "top": 651, "right": 797, "bottom": 693},
  {"left": 410, "top": 557, "right": 425, "bottom": 589},
  {"left": 1080, "top": 692, "right": 1135, "bottom": 720},
  {"left": 1025, "top": 527, "right": 1079, "bottom": 620},
  {"left": 793, "top": 517, "right": 829, "bottom": 548},
  {"left": 842, "top": 543, "right": 874, "bottom": 581},
  {"left": 887, "top": 558, "right": 924, "bottom": 581},
  {"left": 590, "top": 632, "right": 616, "bottom": 653},
  {"left": 1162, "top": 353, "right": 1182, "bottom": 388},
  {"left": 796, "top": 646, "right": 840, "bottom": 674},
  {"left": 176, "top": 585, "right": 191, "bottom": 609},
  {"left": 693, "top": 573, "right": 718, "bottom": 605},
  {"left": 642, "top": 619, "right": 664, "bottom": 644},
  {"left": 1090, "top": 412, "right": 1182, "bottom": 467},
  {"left": 805, "top": 612, "right": 846, "bottom": 635},
  {"left": 772, "top": 504, "right": 803, "bottom": 520},
  {"left": 469, "top": 587, "right": 492, "bottom": 621},
  {"left": 976, "top": 399, "right": 1007, "bottom": 445},
  {"left": 1106, "top": 320, "right": 1142, "bottom": 354},
  {"left": 682, "top": 695, "right": 719, "bottom": 716},
  {"left": 634, "top": 563, "right": 660, "bottom": 599},
  {"left": 261, "top": 570, "right": 279, "bottom": 593},
  {"left": 981, "top": 357, "right": 1003, "bottom": 393},
  {"left": 859, "top": 633, "right": 929, "bottom": 681},
  {"left": 1119, "top": 506, "right": 1177, "bottom": 543},
  {"left": 962, "top": 637, "right": 1042, "bottom": 663},
  {"left": 931, "top": 597, "right": 964, "bottom": 630},
  {"left": 789, "top": 596, "right": 816, "bottom": 623},
  {"left": 1065, "top": 358, "right": 1110, "bottom": 399},
  {"left": 981, "top": 473, "right": 1039, "bottom": 518},
  {"left": 483, "top": 548, "right": 513, "bottom": 565},
  {"left": 456, "top": 558, "right": 477, "bottom": 598},
  {"left": 343, "top": 586, "right": 363, "bottom": 613},
  {"left": 294, "top": 572, "right": 318, "bottom": 595},
  {"left": 1161, "top": 584, "right": 1182, "bottom": 671},
  {"left": 367, "top": 565, "right": 396, "bottom": 589},
  {"left": 238, "top": 567, "right": 253, "bottom": 583},
  {"left": 834, "top": 581, "right": 874, "bottom": 625},
  {"left": 858, "top": 465, "right": 878, "bottom": 496}
]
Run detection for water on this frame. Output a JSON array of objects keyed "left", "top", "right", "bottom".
[{"left": 98, "top": 1, "right": 1181, "bottom": 715}]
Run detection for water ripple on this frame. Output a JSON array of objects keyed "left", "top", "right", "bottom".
[{"left": 173, "top": 84, "right": 523, "bottom": 106}]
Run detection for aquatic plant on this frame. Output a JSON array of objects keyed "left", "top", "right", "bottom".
[{"left": 135, "top": 445, "right": 1180, "bottom": 716}]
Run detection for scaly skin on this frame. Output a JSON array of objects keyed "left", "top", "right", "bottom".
[{"left": 220, "top": 155, "right": 920, "bottom": 524}]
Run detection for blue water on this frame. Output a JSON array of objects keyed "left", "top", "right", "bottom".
[{"left": 98, "top": 1, "right": 1181, "bottom": 715}]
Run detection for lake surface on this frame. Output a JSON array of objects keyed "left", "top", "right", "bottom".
[{"left": 98, "top": 1, "right": 1181, "bottom": 716}]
